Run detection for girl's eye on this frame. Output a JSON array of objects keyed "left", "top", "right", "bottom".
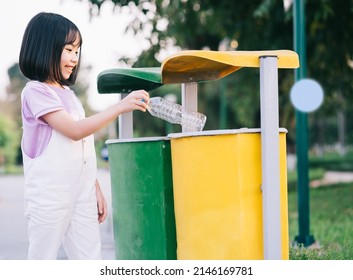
[{"left": 65, "top": 46, "right": 80, "bottom": 56}]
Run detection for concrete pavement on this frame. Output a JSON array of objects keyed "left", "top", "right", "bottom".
[
  {"left": 310, "top": 171, "right": 353, "bottom": 188},
  {"left": 0, "top": 169, "right": 115, "bottom": 260}
]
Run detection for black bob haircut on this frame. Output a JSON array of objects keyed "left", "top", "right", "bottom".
[{"left": 19, "top": 12, "right": 82, "bottom": 86}]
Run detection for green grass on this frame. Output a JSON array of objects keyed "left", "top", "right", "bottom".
[
  {"left": 288, "top": 182, "right": 353, "bottom": 259},
  {"left": 309, "top": 151, "right": 353, "bottom": 171},
  {"left": 287, "top": 168, "right": 325, "bottom": 191}
]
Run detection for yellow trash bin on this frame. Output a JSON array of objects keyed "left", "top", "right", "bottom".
[{"left": 169, "top": 128, "right": 289, "bottom": 260}]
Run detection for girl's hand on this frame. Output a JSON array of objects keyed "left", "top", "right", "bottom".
[
  {"left": 95, "top": 179, "right": 108, "bottom": 223},
  {"left": 119, "top": 89, "right": 150, "bottom": 113}
]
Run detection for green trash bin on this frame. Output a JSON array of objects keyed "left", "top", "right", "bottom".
[{"left": 106, "top": 137, "right": 177, "bottom": 260}]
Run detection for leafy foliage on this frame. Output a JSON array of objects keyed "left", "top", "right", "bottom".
[
  {"left": 0, "top": 113, "right": 20, "bottom": 167},
  {"left": 79, "top": 0, "right": 352, "bottom": 148}
]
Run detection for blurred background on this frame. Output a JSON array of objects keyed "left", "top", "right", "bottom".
[
  {"left": 1, "top": 0, "right": 353, "bottom": 259},
  {"left": 1, "top": 0, "right": 353, "bottom": 169}
]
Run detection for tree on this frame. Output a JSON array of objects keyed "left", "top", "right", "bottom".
[
  {"left": 305, "top": 0, "right": 353, "bottom": 154},
  {"left": 81, "top": 0, "right": 293, "bottom": 133},
  {"left": 0, "top": 112, "right": 19, "bottom": 168},
  {"left": 81, "top": 0, "right": 353, "bottom": 151},
  {"left": 4, "top": 64, "right": 28, "bottom": 127},
  {"left": 0, "top": 63, "right": 27, "bottom": 166}
]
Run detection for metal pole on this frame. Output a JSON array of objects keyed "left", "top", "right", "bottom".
[
  {"left": 181, "top": 83, "right": 198, "bottom": 132},
  {"left": 259, "top": 56, "right": 282, "bottom": 259},
  {"left": 119, "top": 94, "right": 134, "bottom": 139},
  {"left": 293, "top": 0, "right": 315, "bottom": 246},
  {"left": 219, "top": 79, "right": 227, "bottom": 129}
]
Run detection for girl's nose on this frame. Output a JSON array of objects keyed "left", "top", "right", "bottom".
[{"left": 71, "top": 52, "right": 79, "bottom": 62}]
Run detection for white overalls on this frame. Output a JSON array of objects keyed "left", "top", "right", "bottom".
[{"left": 22, "top": 86, "right": 101, "bottom": 259}]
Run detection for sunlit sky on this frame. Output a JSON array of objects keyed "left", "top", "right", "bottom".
[{"left": 0, "top": 0, "right": 148, "bottom": 111}]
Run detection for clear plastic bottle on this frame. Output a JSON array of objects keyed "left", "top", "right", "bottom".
[{"left": 147, "top": 96, "right": 207, "bottom": 132}]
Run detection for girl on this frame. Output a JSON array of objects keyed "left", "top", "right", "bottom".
[{"left": 19, "top": 12, "right": 149, "bottom": 259}]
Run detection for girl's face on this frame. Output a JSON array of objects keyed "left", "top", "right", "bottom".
[{"left": 60, "top": 37, "right": 80, "bottom": 81}]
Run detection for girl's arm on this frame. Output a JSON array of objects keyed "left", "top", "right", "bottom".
[{"left": 42, "top": 89, "right": 149, "bottom": 141}]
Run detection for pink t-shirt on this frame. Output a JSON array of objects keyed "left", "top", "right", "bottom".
[{"left": 21, "top": 81, "right": 80, "bottom": 159}]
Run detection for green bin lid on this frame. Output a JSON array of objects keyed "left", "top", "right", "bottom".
[{"left": 97, "top": 67, "right": 163, "bottom": 94}]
